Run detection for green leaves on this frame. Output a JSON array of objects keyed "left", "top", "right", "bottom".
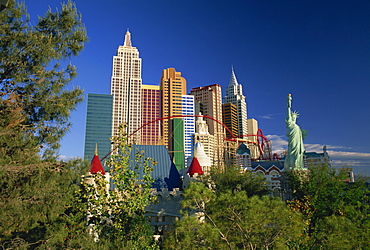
[
  {"left": 287, "top": 164, "right": 370, "bottom": 248},
  {"left": 207, "top": 165, "right": 270, "bottom": 197},
  {"left": 0, "top": 0, "right": 87, "bottom": 161},
  {"left": 166, "top": 178, "right": 305, "bottom": 249},
  {"left": 0, "top": 159, "right": 90, "bottom": 249}
]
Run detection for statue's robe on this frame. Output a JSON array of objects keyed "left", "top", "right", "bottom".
[{"left": 285, "top": 119, "right": 307, "bottom": 170}]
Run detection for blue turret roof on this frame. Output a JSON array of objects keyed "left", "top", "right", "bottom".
[{"left": 236, "top": 143, "right": 250, "bottom": 155}]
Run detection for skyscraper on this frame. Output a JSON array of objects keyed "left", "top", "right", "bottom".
[
  {"left": 182, "top": 95, "right": 195, "bottom": 165},
  {"left": 141, "top": 84, "right": 161, "bottom": 145},
  {"left": 160, "top": 68, "right": 186, "bottom": 147},
  {"left": 224, "top": 67, "right": 248, "bottom": 138},
  {"left": 190, "top": 84, "right": 224, "bottom": 166},
  {"left": 84, "top": 93, "right": 113, "bottom": 160},
  {"left": 110, "top": 30, "right": 142, "bottom": 142}
]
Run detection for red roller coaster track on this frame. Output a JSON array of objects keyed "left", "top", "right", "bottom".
[{"left": 101, "top": 114, "right": 272, "bottom": 161}]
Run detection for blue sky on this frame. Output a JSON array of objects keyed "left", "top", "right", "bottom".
[{"left": 26, "top": 0, "right": 370, "bottom": 176}]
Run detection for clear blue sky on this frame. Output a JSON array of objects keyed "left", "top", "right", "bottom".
[{"left": 26, "top": 0, "right": 370, "bottom": 176}]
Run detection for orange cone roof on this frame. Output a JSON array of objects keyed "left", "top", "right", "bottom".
[{"left": 187, "top": 157, "right": 204, "bottom": 177}]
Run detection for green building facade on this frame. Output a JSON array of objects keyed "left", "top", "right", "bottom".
[{"left": 169, "top": 118, "right": 185, "bottom": 171}]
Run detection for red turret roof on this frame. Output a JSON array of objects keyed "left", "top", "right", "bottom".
[
  {"left": 90, "top": 155, "right": 105, "bottom": 175},
  {"left": 187, "top": 157, "right": 204, "bottom": 177}
]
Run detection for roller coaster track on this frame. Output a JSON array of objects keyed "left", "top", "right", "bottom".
[{"left": 101, "top": 114, "right": 272, "bottom": 161}]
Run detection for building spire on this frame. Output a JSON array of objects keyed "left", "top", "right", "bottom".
[
  {"left": 229, "top": 65, "right": 238, "bottom": 86},
  {"left": 124, "top": 29, "right": 132, "bottom": 47}
]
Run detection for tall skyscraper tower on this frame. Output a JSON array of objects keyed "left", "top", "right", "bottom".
[
  {"left": 84, "top": 93, "right": 113, "bottom": 159},
  {"left": 110, "top": 31, "right": 142, "bottom": 142},
  {"left": 190, "top": 84, "right": 224, "bottom": 166},
  {"left": 141, "top": 84, "right": 161, "bottom": 145},
  {"left": 224, "top": 67, "right": 248, "bottom": 138},
  {"left": 160, "top": 68, "right": 186, "bottom": 147},
  {"left": 182, "top": 95, "right": 195, "bottom": 165}
]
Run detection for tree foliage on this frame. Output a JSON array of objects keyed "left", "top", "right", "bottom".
[
  {"left": 166, "top": 165, "right": 370, "bottom": 249},
  {"left": 208, "top": 165, "right": 270, "bottom": 197},
  {"left": 164, "top": 181, "right": 305, "bottom": 249},
  {"left": 0, "top": 0, "right": 87, "bottom": 162},
  {"left": 0, "top": 92, "right": 39, "bottom": 165},
  {"left": 0, "top": 159, "right": 89, "bottom": 249},
  {"left": 287, "top": 164, "right": 370, "bottom": 249}
]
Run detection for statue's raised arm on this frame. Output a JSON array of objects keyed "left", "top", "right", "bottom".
[
  {"left": 286, "top": 94, "right": 292, "bottom": 122},
  {"left": 284, "top": 94, "right": 306, "bottom": 171}
]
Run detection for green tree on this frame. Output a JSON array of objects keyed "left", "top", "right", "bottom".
[
  {"left": 208, "top": 165, "right": 270, "bottom": 197},
  {"left": 287, "top": 164, "right": 370, "bottom": 249},
  {"left": 0, "top": 159, "right": 90, "bottom": 249},
  {"left": 163, "top": 213, "right": 222, "bottom": 250},
  {"left": 164, "top": 182, "right": 305, "bottom": 249},
  {"left": 0, "top": 92, "right": 39, "bottom": 165},
  {"left": 0, "top": 1, "right": 90, "bottom": 248},
  {"left": 0, "top": 0, "right": 87, "bottom": 162}
]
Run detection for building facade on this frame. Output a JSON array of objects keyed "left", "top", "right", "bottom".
[
  {"left": 160, "top": 68, "right": 187, "bottom": 148},
  {"left": 193, "top": 114, "right": 215, "bottom": 167},
  {"left": 84, "top": 93, "right": 113, "bottom": 160},
  {"left": 141, "top": 84, "right": 161, "bottom": 145},
  {"left": 304, "top": 146, "right": 331, "bottom": 167},
  {"left": 190, "top": 84, "right": 224, "bottom": 166},
  {"left": 182, "top": 95, "right": 195, "bottom": 165},
  {"left": 224, "top": 67, "right": 248, "bottom": 138},
  {"left": 222, "top": 102, "right": 238, "bottom": 138},
  {"left": 110, "top": 31, "right": 142, "bottom": 143},
  {"left": 247, "top": 118, "right": 259, "bottom": 159},
  {"left": 168, "top": 119, "right": 185, "bottom": 171}
]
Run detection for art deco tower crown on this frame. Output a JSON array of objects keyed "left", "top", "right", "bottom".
[
  {"left": 224, "top": 67, "right": 248, "bottom": 138},
  {"left": 110, "top": 31, "right": 142, "bottom": 142}
]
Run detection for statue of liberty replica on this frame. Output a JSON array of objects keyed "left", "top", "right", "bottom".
[{"left": 285, "top": 94, "right": 308, "bottom": 171}]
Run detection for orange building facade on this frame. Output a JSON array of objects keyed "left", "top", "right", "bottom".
[{"left": 160, "top": 68, "right": 187, "bottom": 148}]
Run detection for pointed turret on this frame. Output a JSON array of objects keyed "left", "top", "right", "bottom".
[
  {"left": 89, "top": 143, "right": 105, "bottom": 175},
  {"left": 236, "top": 143, "right": 251, "bottom": 169},
  {"left": 229, "top": 66, "right": 239, "bottom": 86},
  {"left": 194, "top": 142, "right": 211, "bottom": 167},
  {"left": 123, "top": 29, "right": 132, "bottom": 47},
  {"left": 187, "top": 156, "right": 204, "bottom": 177}
]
